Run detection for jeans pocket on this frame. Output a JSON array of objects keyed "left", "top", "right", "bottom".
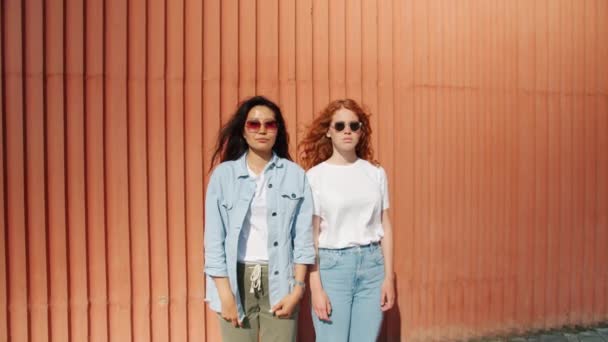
[
  {"left": 319, "top": 251, "right": 339, "bottom": 270},
  {"left": 372, "top": 248, "right": 385, "bottom": 266}
]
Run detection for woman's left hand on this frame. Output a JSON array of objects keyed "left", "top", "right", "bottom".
[
  {"left": 380, "top": 276, "right": 395, "bottom": 311},
  {"left": 271, "top": 287, "right": 304, "bottom": 318}
]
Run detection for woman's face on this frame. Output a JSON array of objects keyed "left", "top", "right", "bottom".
[
  {"left": 243, "top": 105, "right": 278, "bottom": 155},
  {"left": 326, "top": 107, "right": 362, "bottom": 153}
]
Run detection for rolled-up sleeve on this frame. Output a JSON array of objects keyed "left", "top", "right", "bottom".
[
  {"left": 204, "top": 169, "right": 228, "bottom": 277},
  {"left": 292, "top": 174, "right": 316, "bottom": 264}
]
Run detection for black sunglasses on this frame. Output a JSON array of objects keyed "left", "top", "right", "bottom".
[{"left": 332, "top": 121, "right": 362, "bottom": 132}]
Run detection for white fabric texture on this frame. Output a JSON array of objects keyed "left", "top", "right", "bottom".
[
  {"left": 306, "top": 159, "right": 389, "bottom": 249},
  {"left": 237, "top": 165, "right": 270, "bottom": 263}
]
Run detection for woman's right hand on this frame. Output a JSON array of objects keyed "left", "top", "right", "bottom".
[
  {"left": 311, "top": 288, "right": 332, "bottom": 322},
  {"left": 219, "top": 292, "right": 240, "bottom": 327}
]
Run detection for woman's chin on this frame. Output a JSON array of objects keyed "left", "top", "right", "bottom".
[{"left": 249, "top": 145, "right": 274, "bottom": 155}]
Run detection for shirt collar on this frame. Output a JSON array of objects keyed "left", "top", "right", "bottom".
[{"left": 235, "top": 152, "right": 284, "bottom": 178}]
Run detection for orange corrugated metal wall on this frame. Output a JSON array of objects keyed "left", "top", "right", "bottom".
[{"left": 1, "top": 0, "right": 608, "bottom": 341}]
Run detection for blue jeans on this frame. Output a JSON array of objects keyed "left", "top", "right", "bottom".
[{"left": 312, "top": 243, "right": 385, "bottom": 342}]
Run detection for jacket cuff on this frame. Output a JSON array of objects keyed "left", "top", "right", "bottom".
[
  {"left": 294, "top": 252, "right": 316, "bottom": 265},
  {"left": 204, "top": 265, "right": 228, "bottom": 278}
]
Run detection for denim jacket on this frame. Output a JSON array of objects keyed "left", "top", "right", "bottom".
[{"left": 204, "top": 153, "right": 315, "bottom": 320}]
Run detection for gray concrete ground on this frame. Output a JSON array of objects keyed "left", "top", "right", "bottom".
[{"left": 470, "top": 324, "right": 608, "bottom": 342}]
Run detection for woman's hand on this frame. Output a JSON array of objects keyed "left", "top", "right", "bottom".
[
  {"left": 219, "top": 291, "right": 241, "bottom": 327},
  {"left": 311, "top": 288, "right": 332, "bottom": 321},
  {"left": 271, "top": 287, "right": 304, "bottom": 318},
  {"left": 380, "top": 276, "right": 395, "bottom": 311}
]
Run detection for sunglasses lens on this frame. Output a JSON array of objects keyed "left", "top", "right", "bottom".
[
  {"left": 245, "top": 121, "right": 261, "bottom": 131},
  {"left": 246, "top": 120, "right": 278, "bottom": 132},
  {"left": 349, "top": 122, "right": 362, "bottom": 131},
  {"left": 334, "top": 122, "right": 346, "bottom": 131},
  {"left": 265, "top": 121, "right": 278, "bottom": 130}
]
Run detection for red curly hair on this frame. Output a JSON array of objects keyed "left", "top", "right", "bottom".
[{"left": 298, "top": 99, "right": 378, "bottom": 170}]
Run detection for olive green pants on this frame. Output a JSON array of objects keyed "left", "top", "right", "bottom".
[{"left": 218, "top": 263, "right": 298, "bottom": 342}]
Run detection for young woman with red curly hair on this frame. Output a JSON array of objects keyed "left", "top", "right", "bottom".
[{"left": 299, "top": 99, "right": 395, "bottom": 342}]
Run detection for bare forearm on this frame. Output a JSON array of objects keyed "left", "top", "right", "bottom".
[
  {"left": 309, "top": 215, "right": 324, "bottom": 291},
  {"left": 294, "top": 263, "right": 307, "bottom": 283},
  {"left": 309, "top": 263, "right": 323, "bottom": 291},
  {"left": 381, "top": 210, "right": 394, "bottom": 280},
  {"left": 212, "top": 276, "right": 233, "bottom": 298}
]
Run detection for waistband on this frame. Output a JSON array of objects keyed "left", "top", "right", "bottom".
[
  {"left": 237, "top": 262, "right": 268, "bottom": 268},
  {"left": 319, "top": 241, "right": 381, "bottom": 251}
]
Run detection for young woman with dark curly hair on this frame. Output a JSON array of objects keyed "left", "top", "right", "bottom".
[{"left": 299, "top": 99, "right": 395, "bottom": 342}]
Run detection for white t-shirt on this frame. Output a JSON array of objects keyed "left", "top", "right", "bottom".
[
  {"left": 306, "top": 159, "right": 390, "bottom": 249},
  {"left": 237, "top": 166, "right": 269, "bottom": 263}
]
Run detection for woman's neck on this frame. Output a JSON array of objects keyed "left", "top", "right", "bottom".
[
  {"left": 326, "top": 149, "right": 358, "bottom": 165},
  {"left": 246, "top": 149, "right": 272, "bottom": 174}
]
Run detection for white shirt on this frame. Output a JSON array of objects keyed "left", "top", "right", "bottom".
[
  {"left": 237, "top": 165, "right": 270, "bottom": 263},
  {"left": 306, "top": 159, "right": 390, "bottom": 249}
]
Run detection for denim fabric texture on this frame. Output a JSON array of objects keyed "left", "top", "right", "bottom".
[
  {"left": 312, "top": 243, "right": 385, "bottom": 342},
  {"left": 204, "top": 153, "right": 316, "bottom": 321}
]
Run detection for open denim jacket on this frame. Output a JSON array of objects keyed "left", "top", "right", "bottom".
[{"left": 204, "top": 153, "right": 315, "bottom": 321}]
